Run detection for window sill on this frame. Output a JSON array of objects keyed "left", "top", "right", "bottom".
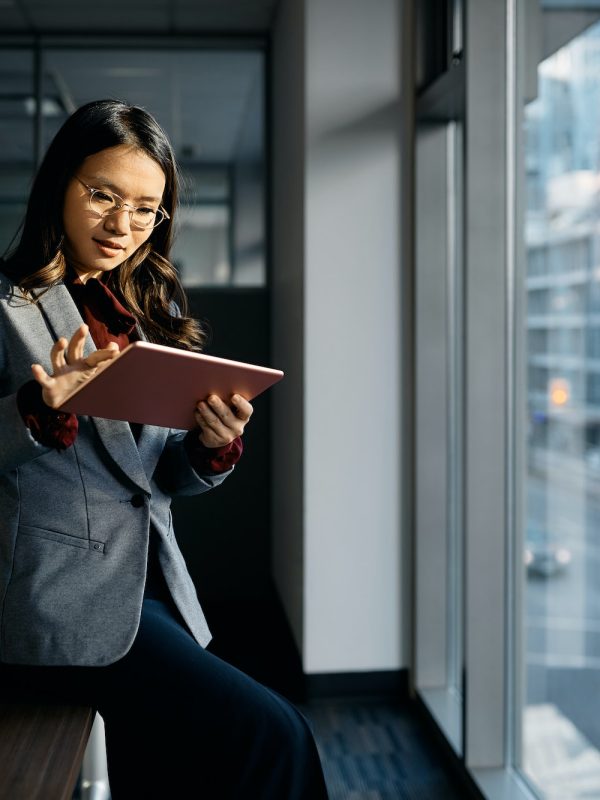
[
  {"left": 472, "top": 767, "right": 541, "bottom": 800},
  {"left": 418, "top": 685, "right": 462, "bottom": 756}
]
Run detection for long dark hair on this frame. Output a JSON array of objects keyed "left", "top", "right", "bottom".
[{"left": 2, "top": 99, "right": 205, "bottom": 351}]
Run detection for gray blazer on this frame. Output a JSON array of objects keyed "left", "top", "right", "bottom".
[{"left": 0, "top": 275, "right": 230, "bottom": 666}]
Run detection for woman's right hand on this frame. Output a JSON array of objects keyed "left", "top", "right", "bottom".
[{"left": 31, "top": 323, "right": 120, "bottom": 409}]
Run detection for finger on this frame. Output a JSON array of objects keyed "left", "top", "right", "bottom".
[
  {"left": 67, "top": 324, "right": 88, "bottom": 365},
  {"left": 194, "top": 402, "right": 241, "bottom": 447},
  {"left": 230, "top": 394, "right": 253, "bottom": 421},
  {"left": 194, "top": 415, "right": 221, "bottom": 450},
  {"left": 195, "top": 404, "right": 236, "bottom": 444},
  {"left": 31, "top": 363, "right": 53, "bottom": 388},
  {"left": 205, "top": 395, "right": 246, "bottom": 434},
  {"left": 200, "top": 395, "right": 244, "bottom": 434},
  {"left": 205, "top": 395, "right": 229, "bottom": 417},
  {"left": 197, "top": 399, "right": 227, "bottom": 430},
  {"left": 50, "top": 338, "right": 69, "bottom": 372},
  {"left": 84, "top": 345, "right": 120, "bottom": 369}
]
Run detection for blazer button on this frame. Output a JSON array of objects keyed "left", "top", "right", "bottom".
[{"left": 130, "top": 494, "right": 145, "bottom": 508}]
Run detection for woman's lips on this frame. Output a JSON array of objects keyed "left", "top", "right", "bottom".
[{"left": 93, "top": 239, "right": 125, "bottom": 257}]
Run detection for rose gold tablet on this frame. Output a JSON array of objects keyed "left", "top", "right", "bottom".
[{"left": 59, "top": 341, "right": 284, "bottom": 429}]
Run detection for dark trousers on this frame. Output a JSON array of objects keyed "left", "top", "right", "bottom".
[{"left": 0, "top": 596, "right": 329, "bottom": 799}]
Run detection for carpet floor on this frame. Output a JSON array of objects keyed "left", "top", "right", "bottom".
[{"left": 301, "top": 700, "right": 468, "bottom": 800}]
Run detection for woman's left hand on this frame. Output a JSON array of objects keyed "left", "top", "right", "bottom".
[{"left": 193, "top": 394, "right": 253, "bottom": 448}]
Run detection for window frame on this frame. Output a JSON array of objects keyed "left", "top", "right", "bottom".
[{"left": 410, "top": 0, "right": 541, "bottom": 797}]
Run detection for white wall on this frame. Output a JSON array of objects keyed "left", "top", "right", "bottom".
[{"left": 272, "top": 0, "right": 404, "bottom": 674}]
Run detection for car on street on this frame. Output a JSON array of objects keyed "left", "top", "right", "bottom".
[{"left": 525, "top": 527, "right": 572, "bottom": 578}]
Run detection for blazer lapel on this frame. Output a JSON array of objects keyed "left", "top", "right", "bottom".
[
  {"left": 129, "top": 322, "right": 170, "bottom": 473},
  {"left": 32, "top": 282, "right": 96, "bottom": 358},
  {"left": 136, "top": 424, "right": 170, "bottom": 477},
  {"left": 35, "top": 283, "right": 152, "bottom": 495},
  {"left": 91, "top": 417, "right": 152, "bottom": 494}
]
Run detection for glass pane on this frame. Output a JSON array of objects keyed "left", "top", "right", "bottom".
[
  {"left": 447, "top": 120, "right": 464, "bottom": 706},
  {"left": 414, "top": 119, "right": 463, "bottom": 754},
  {"left": 519, "top": 5, "right": 600, "bottom": 796},
  {"left": 175, "top": 203, "right": 231, "bottom": 287},
  {"left": 0, "top": 49, "right": 35, "bottom": 256},
  {"left": 41, "top": 48, "right": 266, "bottom": 287}
]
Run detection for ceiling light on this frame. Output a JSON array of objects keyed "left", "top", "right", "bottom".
[{"left": 24, "top": 97, "right": 63, "bottom": 117}]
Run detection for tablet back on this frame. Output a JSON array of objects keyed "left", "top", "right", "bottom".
[{"left": 60, "top": 341, "right": 284, "bottom": 429}]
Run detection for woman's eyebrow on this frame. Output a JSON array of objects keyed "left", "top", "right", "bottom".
[{"left": 88, "top": 175, "right": 162, "bottom": 204}]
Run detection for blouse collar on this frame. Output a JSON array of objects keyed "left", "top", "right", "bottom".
[{"left": 66, "top": 268, "right": 137, "bottom": 336}]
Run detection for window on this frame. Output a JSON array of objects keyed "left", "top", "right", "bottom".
[
  {"left": 0, "top": 49, "right": 34, "bottom": 256},
  {"left": 413, "top": 2, "right": 600, "bottom": 796},
  {"left": 519, "top": 7, "right": 600, "bottom": 798}
]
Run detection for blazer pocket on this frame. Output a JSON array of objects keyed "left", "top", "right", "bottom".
[{"left": 18, "top": 524, "right": 105, "bottom": 553}]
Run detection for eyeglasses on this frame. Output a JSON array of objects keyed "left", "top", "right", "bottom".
[{"left": 76, "top": 177, "right": 170, "bottom": 230}]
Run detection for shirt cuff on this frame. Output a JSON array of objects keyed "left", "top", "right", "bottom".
[
  {"left": 16, "top": 380, "right": 79, "bottom": 451},
  {"left": 183, "top": 430, "right": 243, "bottom": 474}
]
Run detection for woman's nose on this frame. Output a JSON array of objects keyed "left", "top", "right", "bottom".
[{"left": 104, "top": 208, "right": 132, "bottom": 234}]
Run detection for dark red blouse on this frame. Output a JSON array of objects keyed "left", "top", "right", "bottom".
[{"left": 17, "top": 274, "right": 242, "bottom": 473}]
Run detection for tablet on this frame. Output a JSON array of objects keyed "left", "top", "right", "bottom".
[{"left": 59, "top": 340, "right": 284, "bottom": 430}]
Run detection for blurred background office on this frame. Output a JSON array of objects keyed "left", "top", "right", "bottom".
[{"left": 2, "top": 1, "right": 600, "bottom": 799}]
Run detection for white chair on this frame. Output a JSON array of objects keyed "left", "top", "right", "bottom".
[{"left": 80, "top": 713, "right": 111, "bottom": 800}]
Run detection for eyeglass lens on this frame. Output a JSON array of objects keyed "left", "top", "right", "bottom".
[{"left": 89, "top": 190, "right": 164, "bottom": 229}]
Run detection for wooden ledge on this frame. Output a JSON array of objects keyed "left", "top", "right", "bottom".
[{"left": 0, "top": 701, "right": 94, "bottom": 800}]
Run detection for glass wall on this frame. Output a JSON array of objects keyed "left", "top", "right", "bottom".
[
  {"left": 0, "top": 49, "right": 34, "bottom": 256},
  {"left": 518, "top": 4, "right": 600, "bottom": 796},
  {"left": 0, "top": 45, "right": 265, "bottom": 287}
]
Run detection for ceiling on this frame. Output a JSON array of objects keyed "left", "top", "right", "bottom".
[{"left": 0, "top": 0, "right": 279, "bottom": 34}]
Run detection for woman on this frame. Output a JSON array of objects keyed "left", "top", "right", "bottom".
[{"left": 0, "top": 99, "right": 328, "bottom": 799}]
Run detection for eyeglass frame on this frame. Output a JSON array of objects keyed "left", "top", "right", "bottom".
[{"left": 75, "top": 177, "right": 171, "bottom": 230}]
